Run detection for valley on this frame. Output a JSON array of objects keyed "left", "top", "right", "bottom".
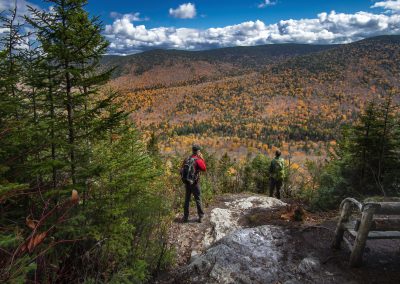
[
  {"left": 2, "top": 1, "right": 400, "bottom": 282},
  {"left": 104, "top": 35, "right": 400, "bottom": 160}
]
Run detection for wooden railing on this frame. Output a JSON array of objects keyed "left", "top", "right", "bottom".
[{"left": 332, "top": 198, "right": 400, "bottom": 267}]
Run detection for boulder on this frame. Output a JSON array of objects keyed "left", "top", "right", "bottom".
[
  {"left": 179, "top": 225, "right": 289, "bottom": 284},
  {"left": 203, "top": 196, "right": 286, "bottom": 246}
]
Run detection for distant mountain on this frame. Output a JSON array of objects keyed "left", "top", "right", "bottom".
[
  {"left": 102, "top": 43, "right": 334, "bottom": 90},
  {"left": 108, "top": 35, "right": 400, "bottom": 157},
  {"left": 267, "top": 35, "right": 400, "bottom": 86}
]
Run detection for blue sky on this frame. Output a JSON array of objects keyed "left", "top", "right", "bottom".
[
  {"left": 25, "top": 0, "right": 382, "bottom": 28},
  {"left": 2, "top": 0, "right": 400, "bottom": 54},
  {"left": 87, "top": 0, "right": 370, "bottom": 29}
]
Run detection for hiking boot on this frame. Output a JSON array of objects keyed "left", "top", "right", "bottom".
[
  {"left": 197, "top": 217, "right": 202, "bottom": 223},
  {"left": 182, "top": 218, "right": 189, "bottom": 223}
]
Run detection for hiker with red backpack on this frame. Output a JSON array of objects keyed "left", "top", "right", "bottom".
[
  {"left": 269, "top": 150, "right": 286, "bottom": 199},
  {"left": 180, "top": 144, "right": 206, "bottom": 223}
]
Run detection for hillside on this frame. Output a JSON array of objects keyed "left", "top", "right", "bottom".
[
  {"left": 3, "top": 1, "right": 400, "bottom": 283},
  {"left": 109, "top": 35, "right": 400, "bottom": 160},
  {"left": 267, "top": 35, "right": 400, "bottom": 93},
  {"left": 103, "top": 43, "right": 334, "bottom": 90}
]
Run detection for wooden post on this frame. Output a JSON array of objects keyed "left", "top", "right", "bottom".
[
  {"left": 349, "top": 204, "right": 377, "bottom": 267},
  {"left": 332, "top": 201, "right": 351, "bottom": 249}
]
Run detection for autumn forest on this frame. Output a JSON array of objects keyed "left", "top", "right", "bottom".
[
  {"left": 1, "top": 0, "right": 400, "bottom": 282},
  {"left": 107, "top": 36, "right": 400, "bottom": 163}
]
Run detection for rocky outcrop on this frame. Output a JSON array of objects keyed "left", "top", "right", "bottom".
[
  {"left": 162, "top": 194, "right": 400, "bottom": 284},
  {"left": 180, "top": 225, "right": 289, "bottom": 283},
  {"left": 171, "top": 195, "right": 353, "bottom": 284},
  {"left": 177, "top": 196, "right": 299, "bottom": 283},
  {"left": 202, "top": 196, "right": 286, "bottom": 247}
]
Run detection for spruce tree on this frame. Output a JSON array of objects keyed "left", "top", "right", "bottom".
[
  {"left": 351, "top": 101, "right": 380, "bottom": 191},
  {"left": 0, "top": 7, "right": 26, "bottom": 187},
  {"left": 0, "top": 7, "right": 40, "bottom": 282},
  {"left": 347, "top": 95, "right": 399, "bottom": 195},
  {"left": 27, "top": 0, "right": 120, "bottom": 192}
]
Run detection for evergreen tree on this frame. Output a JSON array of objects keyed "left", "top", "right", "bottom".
[
  {"left": 315, "top": 94, "right": 400, "bottom": 210},
  {"left": 350, "top": 101, "right": 380, "bottom": 191},
  {"left": 251, "top": 154, "right": 271, "bottom": 193},
  {"left": 86, "top": 128, "right": 170, "bottom": 282},
  {"left": 1, "top": 1, "right": 172, "bottom": 282},
  {"left": 241, "top": 154, "right": 255, "bottom": 192},
  {"left": 0, "top": 7, "right": 27, "bottom": 187},
  {"left": 349, "top": 95, "right": 399, "bottom": 195},
  {"left": 147, "top": 131, "right": 160, "bottom": 156},
  {"left": 27, "top": 0, "right": 119, "bottom": 191},
  {"left": 0, "top": 7, "right": 38, "bottom": 282}
]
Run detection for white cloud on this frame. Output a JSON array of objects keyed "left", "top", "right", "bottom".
[
  {"left": 0, "top": 0, "right": 41, "bottom": 45},
  {"left": 0, "top": 27, "right": 7, "bottom": 36},
  {"left": 371, "top": 0, "right": 400, "bottom": 12},
  {"left": 258, "top": 0, "right": 277, "bottom": 9},
  {"left": 110, "top": 12, "right": 149, "bottom": 22},
  {"left": 104, "top": 10, "right": 400, "bottom": 54},
  {"left": 169, "top": 3, "right": 197, "bottom": 19},
  {"left": 0, "top": 0, "right": 40, "bottom": 20}
]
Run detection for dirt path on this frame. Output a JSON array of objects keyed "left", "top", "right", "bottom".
[
  {"left": 158, "top": 194, "right": 400, "bottom": 283},
  {"left": 166, "top": 193, "right": 254, "bottom": 268}
]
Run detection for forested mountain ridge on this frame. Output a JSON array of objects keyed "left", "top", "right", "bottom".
[
  {"left": 112, "top": 35, "right": 400, "bottom": 160},
  {"left": 102, "top": 43, "right": 334, "bottom": 89},
  {"left": 103, "top": 36, "right": 400, "bottom": 91},
  {"left": 267, "top": 35, "right": 400, "bottom": 91}
]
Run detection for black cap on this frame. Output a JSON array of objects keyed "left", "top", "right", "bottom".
[{"left": 192, "top": 144, "right": 202, "bottom": 152}]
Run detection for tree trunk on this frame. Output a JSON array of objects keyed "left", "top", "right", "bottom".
[
  {"left": 66, "top": 68, "right": 76, "bottom": 186},
  {"left": 61, "top": 0, "right": 76, "bottom": 186},
  {"left": 48, "top": 68, "right": 57, "bottom": 190},
  {"left": 377, "top": 97, "right": 391, "bottom": 197}
]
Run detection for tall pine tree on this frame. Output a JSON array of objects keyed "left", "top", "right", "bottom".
[{"left": 27, "top": 0, "right": 121, "bottom": 192}]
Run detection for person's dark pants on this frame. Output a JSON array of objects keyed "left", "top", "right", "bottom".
[
  {"left": 269, "top": 178, "right": 283, "bottom": 199},
  {"left": 183, "top": 183, "right": 204, "bottom": 220}
]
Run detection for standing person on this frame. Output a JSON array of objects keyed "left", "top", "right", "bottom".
[
  {"left": 180, "top": 144, "right": 206, "bottom": 223},
  {"left": 269, "top": 150, "right": 285, "bottom": 199}
]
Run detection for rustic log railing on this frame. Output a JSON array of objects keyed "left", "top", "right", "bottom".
[{"left": 332, "top": 198, "right": 400, "bottom": 267}]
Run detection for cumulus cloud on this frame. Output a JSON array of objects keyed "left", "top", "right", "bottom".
[
  {"left": 169, "top": 3, "right": 197, "bottom": 19},
  {"left": 258, "top": 0, "right": 277, "bottom": 9},
  {"left": 371, "top": 0, "right": 400, "bottom": 12},
  {"left": 104, "top": 9, "right": 400, "bottom": 54},
  {"left": 110, "top": 12, "right": 149, "bottom": 22}
]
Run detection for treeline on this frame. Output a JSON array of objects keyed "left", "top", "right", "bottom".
[
  {"left": 0, "top": 1, "right": 174, "bottom": 282},
  {"left": 171, "top": 118, "right": 339, "bottom": 143}
]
